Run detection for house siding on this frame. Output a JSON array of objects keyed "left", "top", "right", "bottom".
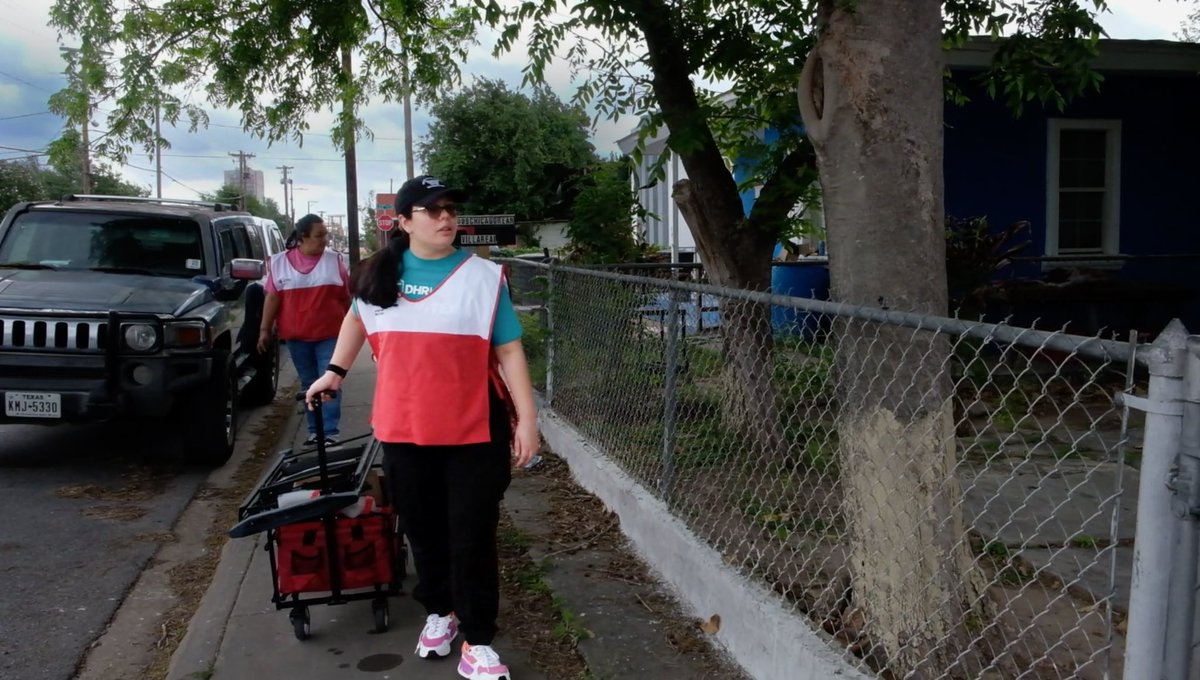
[{"left": 944, "top": 71, "right": 1200, "bottom": 333}]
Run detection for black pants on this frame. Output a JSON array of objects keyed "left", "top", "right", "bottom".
[{"left": 381, "top": 392, "right": 512, "bottom": 645}]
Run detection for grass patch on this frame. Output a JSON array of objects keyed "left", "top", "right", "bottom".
[
  {"left": 516, "top": 559, "right": 554, "bottom": 597},
  {"left": 627, "top": 413, "right": 736, "bottom": 472},
  {"left": 551, "top": 596, "right": 593, "bottom": 644},
  {"left": 517, "top": 311, "right": 548, "bottom": 390},
  {"left": 781, "top": 421, "right": 838, "bottom": 474},
  {"left": 971, "top": 439, "right": 1004, "bottom": 457},
  {"left": 498, "top": 525, "right": 531, "bottom": 552},
  {"left": 1069, "top": 534, "right": 1099, "bottom": 549},
  {"left": 973, "top": 538, "right": 1035, "bottom": 586},
  {"left": 681, "top": 342, "right": 723, "bottom": 380},
  {"left": 739, "top": 493, "right": 835, "bottom": 542},
  {"left": 1052, "top": 443, "right": 1081, "bottom": 459},
  {"left": 773, "top": 343, "right": 835, "bottom": 406}
]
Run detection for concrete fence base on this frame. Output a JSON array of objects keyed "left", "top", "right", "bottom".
[{"left": 538, "top": 407, "right": 871, "bottom": 680}]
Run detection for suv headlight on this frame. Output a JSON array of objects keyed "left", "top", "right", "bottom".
[
  {"left": 164, "top": 320, "right": 209, "bottom": 348},
  {"left": 123, "top": 323, "right": 159, "bottom": 352}
]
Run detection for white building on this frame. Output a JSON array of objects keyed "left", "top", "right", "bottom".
[
  {"left": 616, "top": 128, "right": 697, "bottom": 263},
  {"left": 223, "top": 167, "right": 265, "bottom": 202},
  {"left": 617, "top": 114, "right": 826, "bottom": 262}
]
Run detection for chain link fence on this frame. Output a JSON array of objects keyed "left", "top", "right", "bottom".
[{"left": 505, "top": 257, "right": 1150, "bottom": 680}]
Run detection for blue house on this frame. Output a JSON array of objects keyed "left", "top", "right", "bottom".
[
  {"left": 622, "top": 38, "right": 1200, "bottom": 337},
  {"left": 944, "top": 38, "right": 1200, "bottom": 337}
]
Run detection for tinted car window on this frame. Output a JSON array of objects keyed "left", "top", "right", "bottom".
[
  {"left": 245, "top": 221, "right": 266, "bottom": 260},
  {"left": 269, "top": 226, "right": 285, "bottom": 254},
  {"left": 216, "top": 228, "right": 236, "bottom": 266},
  {"left": 0, "top": 211, "right": 204, "bottom": 276},
  {"left": 231, "top": 225, "right": 252, "bottom": 259}
]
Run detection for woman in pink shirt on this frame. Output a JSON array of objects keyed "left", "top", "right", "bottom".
[{"left": 259, "top": 214, "right": 350, "bottom": 444}]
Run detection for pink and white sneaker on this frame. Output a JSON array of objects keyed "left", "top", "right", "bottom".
[
  {"left": 458, "top": 642, "right": 511, "bottom": 680},
  {"left": 416, "top": 613, "right": 458, "bottom": 659}
]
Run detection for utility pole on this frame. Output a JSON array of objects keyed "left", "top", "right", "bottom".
[
  {"left": 341, "top": 44, "right": 361, "bottom": 265},
  {"left": 329, "top": 214, "right": 345, "bottom": 252},
  {"left": 402, "top": 56, "right": 415, "bottom": 178},
  {"left": 229, "top": 151, "right": 256, "bottom": 210},
  {"left": 154, "top": 103, "right": 163, "bottom": 198},
  {"left": 277, "top": 165, "right": 293, "bottom": 219}
]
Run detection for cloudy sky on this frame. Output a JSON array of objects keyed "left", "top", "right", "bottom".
[{"left": 0, "top": 0, "right": 1194, "bottom": 224}]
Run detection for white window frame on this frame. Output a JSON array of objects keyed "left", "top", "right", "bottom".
[{"left": 1044, "top": 118, "right": 1122, "bottom": 267}]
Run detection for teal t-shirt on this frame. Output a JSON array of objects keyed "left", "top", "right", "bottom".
[{"left": 353, "top": 248, "right": 522, "bottom": 346}]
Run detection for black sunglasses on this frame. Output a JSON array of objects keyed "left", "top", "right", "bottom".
[{"left": 412, "top": 204, "right": 459, "bottom": 219}]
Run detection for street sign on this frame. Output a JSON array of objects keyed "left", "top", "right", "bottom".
[
  {"left": 375, "top": 193, "right": 397, "bottom": 218},
  {"left": 377, "top": 214, "right": 395, "bottom": 231},
  {"left": 454, "top": 214, "right": 517, "bottom": 247}
]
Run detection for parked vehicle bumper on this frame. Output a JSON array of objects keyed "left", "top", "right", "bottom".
[{"left": 0, "top": 351, "right": 214, "bottom": 422}]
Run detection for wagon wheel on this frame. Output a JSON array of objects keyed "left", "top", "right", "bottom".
[
  {"left": 290, "top": 606, "right": 311, "bottom": 641},
  {"left": 372, "top": 598, "right": 389, "bottom": 633}
]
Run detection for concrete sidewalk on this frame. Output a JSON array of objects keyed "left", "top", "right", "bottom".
[{"left": 166, "top": 350, "right": 547, "bottom": 680}]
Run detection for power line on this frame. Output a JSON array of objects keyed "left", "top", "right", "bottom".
[
  {"left": 121, "top": 160, "right": 206, "bottom": 197},
  {"left": 0, "top": 144, "right": 47, "bottom": 154},
  {"left": 161, "top": 152, "right": 400, "bottom": 163},
  {"left": 0, "top": 69, "right": 55, "bottom": 92},
  {"left": 0, "top": 111, "right": 53, "bottom": 121},
  {"left": 207, "top": 121, "right": 407, "bottom": 142}
]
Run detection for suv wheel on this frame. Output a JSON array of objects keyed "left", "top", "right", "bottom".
[
  {"left": 182, "top": 353, "right": 238, "bottom": 466},
  {"left": 243, "top": 338, "right": 280, "bottom": 406}
]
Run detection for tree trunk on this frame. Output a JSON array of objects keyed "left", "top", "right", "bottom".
[
  {"left": 798, "top": 1, "right": 986, "bottom": 675},
  {"left": 627, "top": 0, "right": 792, "bottom": 464},
  {"left": 673, "top": 180, "right": 788, "bottom": 462}
]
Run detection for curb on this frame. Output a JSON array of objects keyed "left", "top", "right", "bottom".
[
  {"left": 165, "top": 381, "right": 304, "bottom": 680},
  {"left": 164, "top": 535, "right": 260, "bottom": 680}
]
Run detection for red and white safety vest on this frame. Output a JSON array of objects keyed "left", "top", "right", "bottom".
[
  {"left": 269, "top": 250, "right": 350, "bottom": 341},
  {"left": 358, "top": 255, "right": 505, "bottom": 445}
]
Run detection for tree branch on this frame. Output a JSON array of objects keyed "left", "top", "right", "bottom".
[
  {"left": 746, "top": 144, "right": 817, "bottom": 233},
  {"left": 632, "top": 0, "right": 740, "bottom": 203}
]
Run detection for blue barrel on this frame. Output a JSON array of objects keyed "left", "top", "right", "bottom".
[{"left": 771, "top": 259, "right": 830, "bottom": 338}]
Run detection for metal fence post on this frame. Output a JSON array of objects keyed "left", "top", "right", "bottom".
[
  {"left": 1125, "top": 320, "right": 1188, "bottom": 680},
  {"left": 545, "top": 262, "right": 555, "bottom": 407},
  {"left": 1164, "top": 336, "right": 1200, "bottom": 679},
  {"left": 660, "top": 287, "right": 682, "bottom": 501}
]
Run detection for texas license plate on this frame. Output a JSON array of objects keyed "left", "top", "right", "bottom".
[{"left": 5, "top": 392, "right": 62, "bottom": 419}]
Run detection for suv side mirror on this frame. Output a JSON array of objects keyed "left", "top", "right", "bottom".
[{"left": 230, "top": 258, "right": 265, "bottom": 281}]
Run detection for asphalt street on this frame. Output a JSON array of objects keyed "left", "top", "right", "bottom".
[{"left": 0, "top": 419, "right": 223, "bottom": 680}]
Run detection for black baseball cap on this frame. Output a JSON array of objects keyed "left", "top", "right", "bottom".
[{"left": 396, "top": 175, "right": 467, "bottom": 213}]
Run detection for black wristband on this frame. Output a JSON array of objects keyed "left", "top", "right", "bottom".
[{"left": 326, "top": 363, "right": 348, "bottom": 378}]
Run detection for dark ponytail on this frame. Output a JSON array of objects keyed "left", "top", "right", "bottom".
[{"left": 353, "top": 228, "right": 410, "bottom": 307}]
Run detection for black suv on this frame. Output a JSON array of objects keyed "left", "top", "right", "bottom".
[{"left": 0, "top": 195, "right": 281, "bottom": 465}]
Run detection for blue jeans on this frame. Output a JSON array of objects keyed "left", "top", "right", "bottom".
[{"left": 286, "top": 337, "right": 341, "bottom": 438}]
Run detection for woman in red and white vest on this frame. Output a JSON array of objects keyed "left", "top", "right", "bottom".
[
  {"left": 261, "top": 213, "right": 350, "bottom": 444},
  {"left": 307, "top": 176, "right": 537, "bottom": 680}
]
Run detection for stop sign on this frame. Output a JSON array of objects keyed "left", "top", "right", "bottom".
[{"left": 377, "top": 214, "right": 394, "bottom": 231}]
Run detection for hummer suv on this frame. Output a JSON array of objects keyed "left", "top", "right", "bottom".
[{"left": 0, "top": 195, "right": 281, "bottom": 465}]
